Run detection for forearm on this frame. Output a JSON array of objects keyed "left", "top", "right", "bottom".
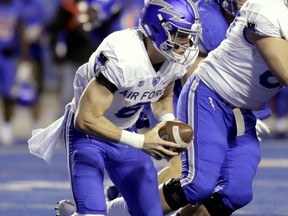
[
  {"left": 74, "top": 113, "right": 122, "bottom": 143},
  {"left": 151, "top": 95, "right": 175, "bottom": 122},
  {"left": 75, "top": 114, "right": 145, "bottom": 148},
  {"left": 152, "top": 81, "right": 176, "bottom": 122}
]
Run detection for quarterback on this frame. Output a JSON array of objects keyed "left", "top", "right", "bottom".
[{"left": 28, "top": 0, "right": 201, "bottom": 215}]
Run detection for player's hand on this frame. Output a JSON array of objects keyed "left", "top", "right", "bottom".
[
  {"left": 253, "top": 108, "right": 272, "bottom": 141},
  {"left": 255, "top": 119, "right": 270, "bottom": 141},
  {"left": 142, "top": 122, "right": 181, "bottom": 160}
]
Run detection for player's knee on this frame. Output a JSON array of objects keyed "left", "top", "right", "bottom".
[
  {"left": 183, "top": 180, "right": 215, "bottom": 203},
  {"left": 222, "top": 181, "right": 253, "bottom": 210},
  {"left": 226, "top": 190, "right": 253, "bottom": 210},
  {"left": 162, "top": 178, "right": 189, "bottom": 210},
  {"left": 203, "top": 192, "right": 234, "bottom": 216},
  {"left": 163, "top": 177, "right": 216, "bottom": 210}
]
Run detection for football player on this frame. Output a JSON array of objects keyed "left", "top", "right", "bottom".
[
  {"left": 159, "top": 0, "right": 288, "bottom": 215},
  {"left": 28, "top": 0, "right": 201, "bottom": 216},
  {"left": 147, "top": 0, "right": 270, "bottom": 187}
]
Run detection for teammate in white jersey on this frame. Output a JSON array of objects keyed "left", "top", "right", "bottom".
[
  {"left": 28, "top": 0, "right": 201, "bottom": 216},
  {"left": 158, "top": 0, "right": 288, "bottom": 215},
  {"left": 158, "top": 0, "right": 251, "bottom": 186}
]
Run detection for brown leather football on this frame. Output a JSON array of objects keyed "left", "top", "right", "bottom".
[{"left": 158, "top": 121, "right": 193, "bottom": 153}]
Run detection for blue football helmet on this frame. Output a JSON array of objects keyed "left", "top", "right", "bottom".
[{"left": 139, "top": 0, "right": 201, "bottom": 64}]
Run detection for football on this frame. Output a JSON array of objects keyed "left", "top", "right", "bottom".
[{"left": 158, "top": 121, "right": 193, "bottom": 153}]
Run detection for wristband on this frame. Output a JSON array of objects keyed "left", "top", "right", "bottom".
[
  {"left": 160, "top": 113, "right": 175, "bottom": 122},
  {"left": 119, "top": 130, "right": 144, "bottom": 149}
]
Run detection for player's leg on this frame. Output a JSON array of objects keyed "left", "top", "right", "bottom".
[
  {"left": 106, "top": 113, "right": 181, "bottom": 204},
  {"left": 173, "top": 114, "right": 261, "bottom": 216},
  {"left": 65, "top": 112, "right": 107, "bottom": 215},
  {"left": 106, "top": 146, "right": 162, "bottom": 216},
  {"left": 160, "top": 77, "right": 233, "bottom": 214},
  {"left": 212, "top": 116, "right": 261, "bottom": 213},
  {"left": 107, "top": 156, "right": 202, "bottom": 216},
  {"left": 185, "top": 114, "right": 261, "bottom": 216}
]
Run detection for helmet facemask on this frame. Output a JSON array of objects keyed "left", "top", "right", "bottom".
[{"left": 159, "top": 20, "right": 201, "bottom": 64}]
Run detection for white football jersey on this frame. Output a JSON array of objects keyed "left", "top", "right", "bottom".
[
  {"left": 71, "top": 28, "right": 196, "bottom": 129},
  {"left": 195, "top": 0, "right": 288, "bottom": 109}
]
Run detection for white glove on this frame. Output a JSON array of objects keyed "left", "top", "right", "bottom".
[{"left": 255, "top": 119, "right": 270, "bottom": 141}]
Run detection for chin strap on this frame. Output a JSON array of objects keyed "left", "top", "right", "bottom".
[{"left": 171, "top": 51, "right": 182, "bottom": 61}]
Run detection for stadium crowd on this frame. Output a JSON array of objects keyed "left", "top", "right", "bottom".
[{"left": 0, "top": 0, "right": 145, "bottom": 146}]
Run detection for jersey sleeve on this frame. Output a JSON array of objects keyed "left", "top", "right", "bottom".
[
  {"left": 92, "top": 39, "right": 125, "bottom": 89},
  {"left": 243, "top": 1, "right": 283, "bottom": 38}
]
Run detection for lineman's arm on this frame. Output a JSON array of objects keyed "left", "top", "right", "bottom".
[{"left": 246, "top": 29, "right": 288, "bottom": 86}]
